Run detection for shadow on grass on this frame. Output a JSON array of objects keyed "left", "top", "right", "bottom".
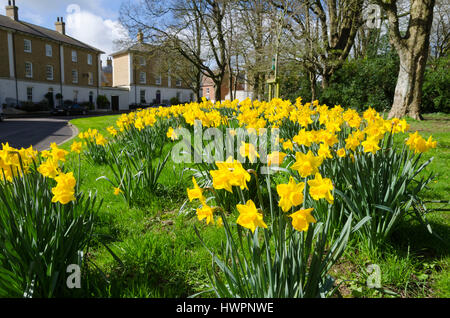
[
  {"left": 82, "top": 263, "right": 198, "bottom": 298},
  {"left": 390, "top": 217, "right": 450, "bottom": 260}
]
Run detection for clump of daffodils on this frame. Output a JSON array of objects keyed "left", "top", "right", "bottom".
[{"left": 0, "top": 143, "right": 38, "bottom": 182}]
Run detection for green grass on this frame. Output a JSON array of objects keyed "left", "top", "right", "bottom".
[
  {"left": 63, "top": 113, "right": 449, "bottom": 298},
  {"left": 62, "top": 115, "right": 225, "bottom": 297}
]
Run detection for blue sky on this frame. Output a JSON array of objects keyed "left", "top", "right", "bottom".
[{"left": 1, "top": 0, "right": 130, "bottom": 61}]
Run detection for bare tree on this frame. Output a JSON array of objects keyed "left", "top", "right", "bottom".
[
  {"left": 120, "top": 0, "right": 229, "bottom": 102},
  {"left": 429, "top": 0, "right": 449, "bottom": 59},
  {"left": 272, "top": 0, "right": 364, "bottom": 94}
]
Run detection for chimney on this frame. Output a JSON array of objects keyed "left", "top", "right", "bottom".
[
  {"left": 137, "top": 29, "right": 144, "bottom": 43},
  {"left": 107, "top": 57, "right": 112, "bottom": 67},
  {"left": 6, "top": 0, "right": 19, "bottom": 21},
  {"left": 55, "top": 16, "right": 66, "bottom": 35}
]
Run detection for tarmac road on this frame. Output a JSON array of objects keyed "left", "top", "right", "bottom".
[{"left": 0, "top": 117, "right": 78, "bottom": 151}]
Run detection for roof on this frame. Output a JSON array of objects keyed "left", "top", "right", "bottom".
[
  {"left": 110, "top": 42, "right": 157, "bottom": 57},
  {"left": 0, "top": 14, "right": 104, "bottom": 53}
]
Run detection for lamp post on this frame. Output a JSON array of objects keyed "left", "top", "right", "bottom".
[{"left": 266, "top": 10, "right": 283, "bottom": 101}]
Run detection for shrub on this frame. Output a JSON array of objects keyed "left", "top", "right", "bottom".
[
  {"left": 96, "top": 95, "right": 110, "bottom": 109},
  {"left": 170, "top": 97, "right": 180, "bottom": 106}
]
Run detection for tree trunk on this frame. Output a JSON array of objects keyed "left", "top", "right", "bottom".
[
  {"left": 309, "top": 71, "right": 317, "bottom": 102},
  {"left": 214, "top": 80, "right": 222, "bottom": 102},
  {"left": 382, "top": 0, "right": 435, "bottom": 120},
  {"left": 388, "top": 51, "right": 427, "bottom": 119}
]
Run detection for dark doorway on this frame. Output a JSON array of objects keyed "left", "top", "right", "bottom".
[
  {"left": 111, "top": 96, "right": 119, "bottom": 111},
  {"left": 156, "top": 90, "right": 161, "bottom": 105},
  {"left": 47, "top": 91, "right": 54, "bottom": 108},
  {"left": 89, "top": 92, "right": 94, "bottom": 105}
]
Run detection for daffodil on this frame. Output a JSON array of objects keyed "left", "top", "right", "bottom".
[
  {"left": 236, "top": 200, "right": 267, "bottom": 233},
  {"left": 196, "top": 204, "right": 215, "bottom": 225},
  {"left": 51, "top": 172, "right": 76, "bottom": 205},
  {"left": 167, "top": 127, "right": 178, "bottom": 140},
  {"left": 289, "top": 208, "right": 316, "bottom": 232},
  {"left": 71, "top": 141, "right": 82, "bottom": 154},
  {"left": 276, "top": 177, "right": 305, "bottom": 212},
  {"left": 187, "top": 177, "right": 206, "bottom": 204},
  {"left": 267, "top": 151, "right": 286, "bottom": 166},
  {"left": 239, "top": 141, "right": 259, "bottom": 163},
  {"left": 308, "top": 173, "right": 334, "bottom": 204},
  {"left": 113, "top": 187, "right": 122, "bottom": 196},
  {"left": 362, "top": 136, "right": 381, "bottom": 154},
  {"left": 291, "top": 151, "right": 323, "bottom": 178}
]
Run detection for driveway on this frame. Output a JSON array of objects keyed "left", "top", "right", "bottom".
[{"left": 0, "top": 117, "right": 78, "bottom": 151}]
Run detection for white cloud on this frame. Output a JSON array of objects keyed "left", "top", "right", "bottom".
[{"left": 65, "top": 7, "right": 130, "bottom": 61}]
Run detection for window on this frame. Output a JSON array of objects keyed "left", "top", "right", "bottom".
[
  {"left": 24, "top": 39, "right": 32, "bottom": 53},
  {"left": 72, "top": 70, "right": 78, "bottom": 83},
  {"left": 87, "top": 54, "right": 93, "bottom": 65},
  {"left": 72, "top": 50, "right": 77, "bottom": 62},
  {"left": 155, "top": 74, "right": 161, "bottom": 85},
  {"left": 206, "top": 88, "right": 210, "bottom": 94},
  {"left": 176, "top": 78, "right": 182, "bottom": 87},
  {"left": 46, "top": 65, "right": 54, "bottom": 80},
  {"left": 73, "top": 91, "right": 79, "bottom": 103},
  {"left": 88, "top": 72, "right": 93, "bottom": 85},
  {"left": 139, "top": 72, "right": 146, "bottom": 84},
  {"left": 25, "top": 62, "right": 33, "bottom": 78},
  {"left": 27, "top": 87, "right": 33, "bottom": 102},
  {"left": 45, "top": 44, "right": 52, "bottom": 57},
  {"left": 140, "top": 90, "right": 146, "bottom": 104},
  {"left": 139, "top": 57, "right": 146, "bottom": 66}
]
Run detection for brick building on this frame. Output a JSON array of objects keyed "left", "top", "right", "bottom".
[
  {"left": 0, "top": 1, "right": 104, "bottom": 109},
  {"left": 110, "top": 30, "right": 194, "bottom": 106}
]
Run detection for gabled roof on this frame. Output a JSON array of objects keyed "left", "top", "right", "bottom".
[{"left": 0, "top": 14, "right": 104, "bottom": 53}]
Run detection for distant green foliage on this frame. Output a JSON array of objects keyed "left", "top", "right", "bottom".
[
  {"left": 320, "top": 52, "right": 399, "bottom": 112},
  {"left": 279, "top": 52, "right": 448, "bottom": 114},
  {"left": 422, "top": 55, "right": 450, "bottom": 114}
]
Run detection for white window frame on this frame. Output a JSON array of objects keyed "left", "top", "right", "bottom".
[
  {"left": 24, "top": 39, "right": 32, "bottom": 53},
  {"left": 72, "top": 70, "right": 78, "bottom": 84},
  {"left": 25, "top": 62, "right": 33, "bottom": 78},
  {"left": 176, "top": 78, "right": 182, "bottom": 87},
  {"left": 45, "top": 44, "right": 52, "bottom": 57},
  {"left": 155, "top": 74, "right": 161, "bottom": 85},
  {"left": 72, "top": 50, "right": 78, "bottom": 63},
  {"left": 87, "top": 54, "right": 93, "bottom": 65},
  {"left": 139, "top": 56, "right": 146, "bottom": 66},
  {"left": 88, "top": 72, "right": 94, "bottom": 85},
  {"left": 140, "top": 71, "right": 146, "bottom": 84},
  {"left": 140, "top": 90, "right": 146, "bottom": 104},
  {"left": 46, "top": 65, "right": 54, "bottom": 80},
  {"left": 27, "top": 87, "right": 33, "bottom": 102}
]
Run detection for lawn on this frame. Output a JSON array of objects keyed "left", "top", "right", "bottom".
[{"left": 61, "top": 112, "right": 449, "bottom": 298}]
